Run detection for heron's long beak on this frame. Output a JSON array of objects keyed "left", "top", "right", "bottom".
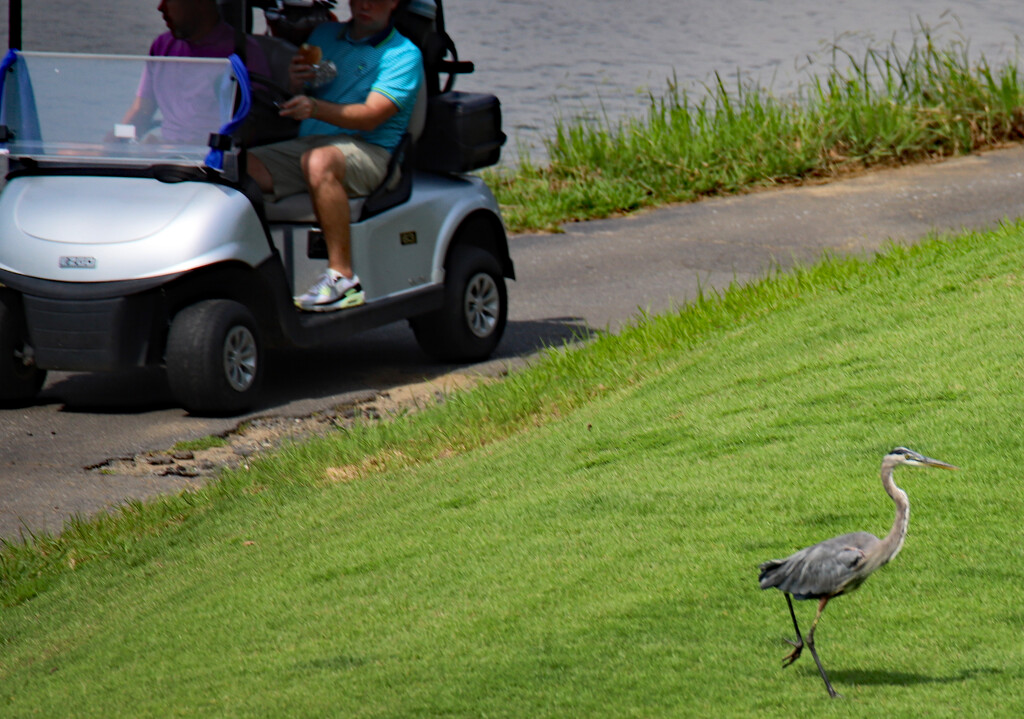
[{"left": 921, "top": 456, "right": 958, "bottom": 470}]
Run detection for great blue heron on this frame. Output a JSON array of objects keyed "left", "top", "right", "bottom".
[{"left": 758, "top": 447, "right": 957, "bottom": 698}]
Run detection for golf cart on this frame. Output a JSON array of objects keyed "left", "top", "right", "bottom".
[{"left": 0, "top": 0, "right": 511, "bottom": 415}]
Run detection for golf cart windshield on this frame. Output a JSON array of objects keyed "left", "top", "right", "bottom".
[{"left": 0, "top": 51, "right": 245, "bottom": 170}]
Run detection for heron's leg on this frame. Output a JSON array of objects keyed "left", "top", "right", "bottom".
[
  {"left": 806, "top": 597, "right": 840, "bottom": 699},
  {"left": 782, "top": 593, "right": 805, "bottom": 666}
]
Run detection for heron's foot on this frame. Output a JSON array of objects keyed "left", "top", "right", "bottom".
[{"left": 782, "top": 638, "right": 803, "bottom": 666}]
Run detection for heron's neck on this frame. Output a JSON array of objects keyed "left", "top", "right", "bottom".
[{"left": 875, "top": 463, "right": 909, "bottom": 565}]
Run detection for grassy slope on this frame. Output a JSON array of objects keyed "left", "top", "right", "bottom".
[{"left": 4, "top": 223, "right": 1024, "bottom": 716}]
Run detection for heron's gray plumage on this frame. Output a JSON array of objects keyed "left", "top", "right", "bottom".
[
  {"left": 758, "top": 447, "right": 957, "bottom": 699},
  {"left": 759, "top": 531, "right": 880, "bottom": 599}
]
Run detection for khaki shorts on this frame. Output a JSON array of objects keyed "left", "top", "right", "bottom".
[{"left": 250, "top": 134, "right": 391, "bottom": 201}]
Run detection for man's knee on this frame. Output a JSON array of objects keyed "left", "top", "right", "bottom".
[{"left": 302, "top": 145, "right": 347, "bottom": 186}]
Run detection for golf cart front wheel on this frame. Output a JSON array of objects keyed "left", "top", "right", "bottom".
[
  {"left": 411, "top": 245, "right": 508, "bottom": 362},
  {"left": 0, "top": 289, "right": 46, "bottom": 406},
  {"left": 166, "top": 299, "right": 264, "bottom": 416}
]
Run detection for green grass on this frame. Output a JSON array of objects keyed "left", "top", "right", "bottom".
[
  {"left": 171, "top": 435, "right": 229, "bottom": 453},
  {"left": 4, "top": 220, "right": 1024, "bottom": 715},
  {"left": 490, "top": 29, "right": 1024, "bottom": 232}
]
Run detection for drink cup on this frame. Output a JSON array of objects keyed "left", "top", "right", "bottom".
[{"left": 297, "top": 43, "right": 322, "bottom": 66}]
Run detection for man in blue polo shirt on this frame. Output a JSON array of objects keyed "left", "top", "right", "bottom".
[{"left": 249, "top": 0, "right": 423, "bottom": 312}]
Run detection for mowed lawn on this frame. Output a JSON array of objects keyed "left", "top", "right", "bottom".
[{"left": 4, "top": 222, "right": 1024, "bottom": 716}]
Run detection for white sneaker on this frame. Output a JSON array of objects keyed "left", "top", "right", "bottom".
[{"left": 294, "top": 270, "right": 365, "bottom": 312}]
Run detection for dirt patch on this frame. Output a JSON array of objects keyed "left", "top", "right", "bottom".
[{"left": 87, "top": 370, "right": 493, "bottom": 482}]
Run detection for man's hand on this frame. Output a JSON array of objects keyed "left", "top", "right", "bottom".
[
  {"left": 278, "top": 94, "right": 318, "bottom": 121},
  {"left": 287, "top": 55, "right": 316, "bottom": 94}
]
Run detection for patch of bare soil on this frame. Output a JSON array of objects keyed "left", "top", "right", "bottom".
[{"left": 87, "top": 371, "right": 489, "bottom": 482}]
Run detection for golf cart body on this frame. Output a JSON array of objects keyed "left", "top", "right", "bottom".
[{"left": 0, "top": 0, "right": 511, "bottom": 415}]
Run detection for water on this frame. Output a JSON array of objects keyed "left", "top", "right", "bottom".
[
  {"left": 442, "top": 0, "right": 1023, "bottom": 161},
  {"left": 4, "top": 1, "right": 1022, "bottom": 162}
]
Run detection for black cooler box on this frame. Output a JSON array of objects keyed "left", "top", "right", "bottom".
[{"left": 417, "top": 91, "right": 507, "bottom": 173}]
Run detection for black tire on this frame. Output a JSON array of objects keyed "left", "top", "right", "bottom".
[
  {"left": 165, "top": 300, "right": 264, "bottom": 416},
  {"left": 0, "top": 290, "right": 46, "bottom": 406},
  {"left": 411, "top": 245, "right": 508, "bottom": 362}
]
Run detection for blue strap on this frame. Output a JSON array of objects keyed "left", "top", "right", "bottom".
[
  {"left": 205, "top": 54, "right": 252, "bottom": 171},
  {"left": 0, "top": 49, "right": 16, "bottom": 136},
  {"left": 0, "top": 48, "right": 18, "bottom": 95},
  {"left": 0, "top": 49, "right": 41, "bottom": 144}
]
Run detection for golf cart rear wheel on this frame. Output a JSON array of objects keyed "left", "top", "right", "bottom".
[
  {"left": 166, "top": 299, "right": 263, "bottom": 416},
  {"left": 411, "top": 245, "right": 507, "bottom": 362},
  {"left": 0, "top": 289, "right": 46, "bottom": 406}
]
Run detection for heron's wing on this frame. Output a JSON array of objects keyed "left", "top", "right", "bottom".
[{"left": 759, "top": 532, "right": 880, "bottom": 598}]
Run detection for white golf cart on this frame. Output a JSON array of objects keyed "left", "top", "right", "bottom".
[{"left": 0, "top": 0, "right": 512, "bottom": 415}]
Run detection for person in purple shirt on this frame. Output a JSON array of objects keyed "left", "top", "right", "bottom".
[{"left": 119, "top": 0, "right": 270, "bottom": 144}]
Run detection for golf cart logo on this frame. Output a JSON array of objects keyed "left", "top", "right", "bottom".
[{"left": 59, "top": 256, "right": 97, "bottom": 269}]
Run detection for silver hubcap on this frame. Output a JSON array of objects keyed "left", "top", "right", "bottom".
[
  {"left": 223, "top": 325, "right": 257, "bottom": 392},
  {"left": 464, "top": 272, "right": 500, "bottom": 338}
]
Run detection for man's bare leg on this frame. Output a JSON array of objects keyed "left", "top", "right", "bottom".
[
  {"left": 302, "top": 145, "right": 353, "bottom": 278},
  {"left": 249, "top": 146, "right": 363, "bottom": 310},
  {"left": 247, "top": 153, "right": 275, "bottom": 195}
]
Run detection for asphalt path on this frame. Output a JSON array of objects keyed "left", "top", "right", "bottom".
[{"left": 4, "top": 146, "right": 1024, "bottom": 540}]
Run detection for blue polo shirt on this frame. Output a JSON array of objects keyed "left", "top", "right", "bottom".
[{"left": 300, "top": 21, "right": 423, "bottom": 153}]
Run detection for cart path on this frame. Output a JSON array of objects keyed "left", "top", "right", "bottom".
[{"left": 4, "top": 146, "right": 1024, "bottom": 540}]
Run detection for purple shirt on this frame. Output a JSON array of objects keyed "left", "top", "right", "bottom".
[
  {"left": 138, "top": 22, "right": 270, "bottom": 143},
  {"left": 146, "top": 21, "right": 271, "bottom": 71}
]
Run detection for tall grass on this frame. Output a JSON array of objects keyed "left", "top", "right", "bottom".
[{"left": 490, "top": 30, "right": 1024, "bottom": 232}]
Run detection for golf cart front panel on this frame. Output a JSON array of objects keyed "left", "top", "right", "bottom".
[{"left": 0, "top": 175, "right": 269, "bottom": 282}]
